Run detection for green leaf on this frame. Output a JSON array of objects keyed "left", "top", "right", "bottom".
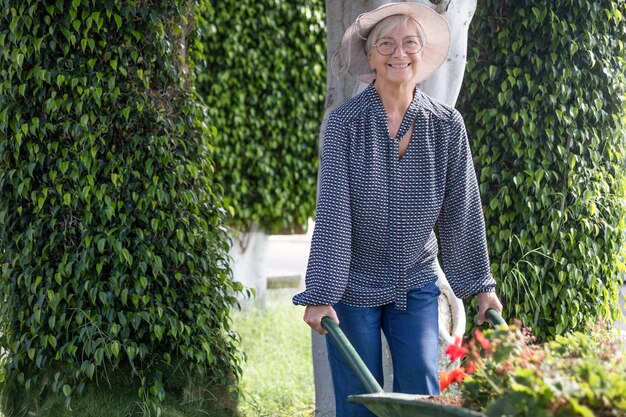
[
  {"left": 110, "top": 341, "right": 120, "bottom": 357},
  {"left": 85, "top": 362, "right": 95, "bottom": 379},
  {"left": 121, "top": 248, "right": 132, "bottom": 265},
  {"left": 94, "top": 348, "right": 104, "bottom": 364}
]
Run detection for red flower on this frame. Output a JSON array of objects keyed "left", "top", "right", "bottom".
[
  {"left": 439, "top": 367, "right": 468, "bottom": 392},
  {"left": 464, "top": 361, "right": 476, "bottom": 374},
  {"left": 449, "top": 367, "right": 468, "bottom": 383},
  {"left": 439, "top": 370, "right": 453, "bottom": 391},
  {"left": 445, "top": 336, "right": 468, "bottom": 361},
  {"left": 475, "top": 329, "right": 492, "bottom": 350}
]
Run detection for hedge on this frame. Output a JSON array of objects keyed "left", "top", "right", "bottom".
[
  {"left": 0, "top": 0, "right": 245, "bottom": 412},
  {"left": 197, "top": 0, "right": 326, "bottom": 234},
  {"left": 459, "top": 1, "right": 626, "bottom": 340}
]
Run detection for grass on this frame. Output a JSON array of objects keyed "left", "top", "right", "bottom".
[{"left": 232, "top": 293, "right": 315, "bottom": 417}]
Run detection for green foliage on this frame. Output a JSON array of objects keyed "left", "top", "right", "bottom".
[
  {"left": 459, "top": 1, "right": 626, "bottom": 340},
  {"left": 1, "top": 368, "right": 240, "bottom": 417},
  {"left": 459, "top": 322, "right": 626, "bottom": 417},
  {"left": 0, "top": 0, "right": 246, "bottom": 412},
  {"left": 0, "top": 350, "right": 8, "bottom": 395},
  {"left": 196, "top": 0, "right": 326, "bottom": 233}
]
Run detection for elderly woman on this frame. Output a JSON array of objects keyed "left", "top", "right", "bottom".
[{"left": 293, "top": 3, "right": 502, "bottom": 416}]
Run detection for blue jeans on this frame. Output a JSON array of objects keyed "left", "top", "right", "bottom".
[{"left": 326, "top": 282, "right": 441, "bottom": 417}]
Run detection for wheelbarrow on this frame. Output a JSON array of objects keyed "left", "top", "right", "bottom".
[{"left": 321, "top": 309, "right": 506, "bottom": 417}]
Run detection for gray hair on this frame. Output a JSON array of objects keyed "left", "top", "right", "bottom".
[{"left": 364, "top": 15, "right": 426, "bottom": 54}]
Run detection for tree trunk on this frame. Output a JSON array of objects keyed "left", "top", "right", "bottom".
[
  {"left": 313, "top": 1, "right": 476, "bottom": 415},
  {"left": 229, "top": 223, "right": 269, "bottom": 302}
]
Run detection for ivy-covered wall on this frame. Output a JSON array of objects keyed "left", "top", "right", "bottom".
[
  {"left": 0, "top": 0, "right": 245, "bottom": 412},
  {"left": 459, "top": 1, "right": 626, "bottom": 340},
  {"left": 197, "top": 0, "right": 326, "bottom": 233}
]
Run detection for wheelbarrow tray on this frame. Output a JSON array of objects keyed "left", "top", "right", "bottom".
[{"left": 348, "top": 392, "right": 485, "bottom": 417}]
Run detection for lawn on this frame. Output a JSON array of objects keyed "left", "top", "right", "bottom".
[{"left": 232, "top": 294, "right": 315, "bottom": 417}]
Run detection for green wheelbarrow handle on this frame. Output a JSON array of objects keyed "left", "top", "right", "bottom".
[{"left": 485, "top": 308, "right": 506, "bottom": 326}]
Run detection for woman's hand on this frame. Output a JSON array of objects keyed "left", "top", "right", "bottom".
[
  {"left": 303, "top": 304, "right": 339, "bottom": 335},
  {"left": 476, "top": 292, "right": 503, "bottom": 325}
]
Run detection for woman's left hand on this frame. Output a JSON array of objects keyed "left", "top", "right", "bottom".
[{"left": 476, "top": 292, "right": 503, "bottom": 325}]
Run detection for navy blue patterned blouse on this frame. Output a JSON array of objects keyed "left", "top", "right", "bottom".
[{"left": 292, "top": 85, "right": 495, "bottom": 310}]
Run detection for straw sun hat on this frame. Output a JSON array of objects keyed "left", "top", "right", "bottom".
[{"left": 341, "top": 2, "right": 451, "bottom": 84}]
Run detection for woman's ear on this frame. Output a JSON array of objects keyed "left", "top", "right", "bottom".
[{"left": 367, "top": 52, "right": 374, "bottom": 71}]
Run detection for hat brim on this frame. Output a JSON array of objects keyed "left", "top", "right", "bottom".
[{"left": 341, "top": 2, "right": 451, "bottom": 84}]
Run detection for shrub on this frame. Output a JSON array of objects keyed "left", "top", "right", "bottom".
[
  {"left": 459, "top": 1, "right": 626, "bottom": 340},
  {"left": 0, "top": 0, "right": 246, "bottom": 412},
  {"left": 442, "top": 322, "right": 626, "bottom": 416},
  {"left": 196, "top": 0, "right": 326, "bottom": 233}
]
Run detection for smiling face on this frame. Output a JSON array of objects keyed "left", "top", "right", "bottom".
[{"left": 366, "top": 15, "right": 424, "bottom": 88}]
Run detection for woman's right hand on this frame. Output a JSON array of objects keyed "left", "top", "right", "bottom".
[{"left": 303, "top": 304, "right": 339, "bottom": 335}]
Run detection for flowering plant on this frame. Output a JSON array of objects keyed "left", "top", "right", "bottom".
[
  {"left": 439, "top": 328, "right": 491, "bottom": 392},
  {"left": 440, "top": 321, "right": 626, "bottom": 417}
]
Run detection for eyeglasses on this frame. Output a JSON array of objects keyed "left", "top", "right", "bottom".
[{"left": 373, "top": 36, "right": 423, "bottom": 56}]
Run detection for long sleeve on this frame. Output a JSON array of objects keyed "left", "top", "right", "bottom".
[
  {"left": 437, "top": 110, "right": 496, "bottom": 300},
  {"left": 292, "top": 112, "right": 352, "bottom": 306}
]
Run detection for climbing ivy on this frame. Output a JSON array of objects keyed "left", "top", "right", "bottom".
[
  {"left": 459, "top": 1, "right": 626, "bottom": 340},
  {"left": 197, "top": 0, "right": 326, "bottom": 233},
  {"left": 0, "top": 0, "right": 245, "bottom": 412}
]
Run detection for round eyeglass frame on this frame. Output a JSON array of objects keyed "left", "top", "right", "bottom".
[{"left": 373, "top": 37, "right": 424, "bottom": 56}]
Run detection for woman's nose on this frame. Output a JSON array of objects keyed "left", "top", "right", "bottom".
[{"left": 392, "top": 44, "right": 407, "bottom": 57}]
